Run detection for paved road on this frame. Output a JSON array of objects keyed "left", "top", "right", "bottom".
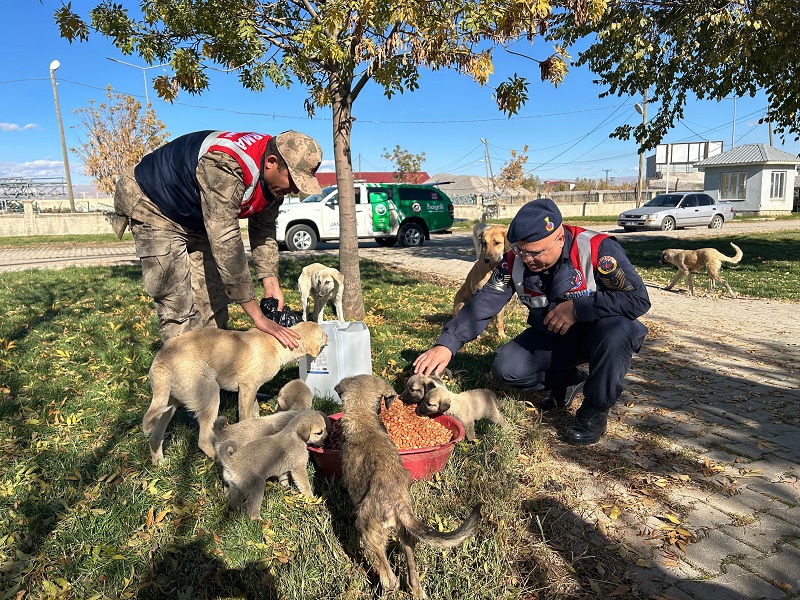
[{"left": 2, "top": 220, "right": 799, "bottom": 599}]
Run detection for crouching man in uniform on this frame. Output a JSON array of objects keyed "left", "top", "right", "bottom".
[{"left": 414, "top": 198, "right": 650, "bottom": 445}]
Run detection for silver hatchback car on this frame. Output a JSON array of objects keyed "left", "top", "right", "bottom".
[{"left": 618, "top": 192, "right": 735, "bottom": 231}]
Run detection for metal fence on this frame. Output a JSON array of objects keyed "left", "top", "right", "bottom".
[{"left": 0, "top": 177, "right": 69, "bottom": 200}]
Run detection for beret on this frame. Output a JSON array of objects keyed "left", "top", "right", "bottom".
[{"left": 507, "top": 198, "right": 563, "bottom": 244}]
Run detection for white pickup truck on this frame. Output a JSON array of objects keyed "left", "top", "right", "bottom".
[
  {"left": 275, "top": 182, "right": 454, "bottom": 251},
  {"left": 618, "top": 192, "right": 736, "bottom": 232}
]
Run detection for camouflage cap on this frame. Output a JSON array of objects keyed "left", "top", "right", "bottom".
[{"left": 275, "top": 131, "right": 323, "bottom": 195}]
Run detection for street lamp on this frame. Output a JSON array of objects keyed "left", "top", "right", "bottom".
[
  {"left": 634, "top": 93, "right": 648, "bottom": 207},
  {"left": 49, "top": 60, "right": 75, "bottom": 213},
  {"left": 107, "top": 57, "right": 169, "bottom": 107}
]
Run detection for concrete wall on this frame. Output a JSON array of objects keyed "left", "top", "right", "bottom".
[
  {"left": 454, "top": 199, "right": 638, "bottom": 221},
  {"left": 0, "top": 200, "right": 115, "bottom": 237}
]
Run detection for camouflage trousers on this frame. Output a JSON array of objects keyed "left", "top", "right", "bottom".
[{"left": 115, "top": 167, "right": 230, "bottom": 343}]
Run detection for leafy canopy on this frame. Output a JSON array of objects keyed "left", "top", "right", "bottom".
[
  {"left": 381, "top": 145, "right": 426, "bottom": 183},
  {"left": 554, "top": 0, "right": 800, "bottom": 148},
  {"left": 54, "top": 0, "right": 604, "bottom": 115}
]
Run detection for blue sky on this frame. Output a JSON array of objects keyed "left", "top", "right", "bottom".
[{"left": 2, "top": 1, "right": 797, "bottom": 188}]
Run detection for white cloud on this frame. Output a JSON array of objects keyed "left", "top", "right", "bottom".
[
  {"left": 0, "top": 122, "right": 40, "bottom": 132},
  {"left": 317, "top": 159, "right": 336, "bottom": 173},
  {"left": 0, "top": 159, "right": 68, "bottom": 179}
]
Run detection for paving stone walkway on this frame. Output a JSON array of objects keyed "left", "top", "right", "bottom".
[{"left": 2, "top": 223, "right": 798, "bottom": 599}]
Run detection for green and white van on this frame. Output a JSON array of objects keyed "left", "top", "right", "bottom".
[{"left": 276, "top": 182, "right": 454, "bottom": 251}]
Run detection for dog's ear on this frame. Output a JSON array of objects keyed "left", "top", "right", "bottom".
[
  {"left": 437, "top": 397, "right": 451, "bottom": 413},
  {"left": 295, "top": 417, "right": 314, "bottom": 442},
  {"left": 382, "top": 393, "right": 397, "bottom": 410}
]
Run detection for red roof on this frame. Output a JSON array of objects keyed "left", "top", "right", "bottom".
[{"left": 315, "top": 171, "right": 430, "bottom": 187}]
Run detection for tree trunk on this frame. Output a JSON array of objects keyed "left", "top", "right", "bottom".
[{"left": 330, "top": 75, "right": 366, "bottom": 321}]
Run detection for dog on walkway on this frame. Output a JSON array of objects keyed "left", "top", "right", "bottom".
[
  {"left": 453, "top": 225, "right": 510, "bottom": 337},
  {"left": 217, "top": 410, "right": 329, "bottom": 520},
  {"left": 417, "top": 387, "right": 505, "bottom": 442},
  {"left": 660, "top": 243, "right": 743, "bottom": 298},
  {"left": 298, "top": 262, "right": 344, "bottom": 322},
  {"left": 142, "top": 321, "right": 327, "bottom": 464},
  {"left": 338, "top": 374, "right": 482, "bottom": 598}
]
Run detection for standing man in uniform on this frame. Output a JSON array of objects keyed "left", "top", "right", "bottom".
[
  {"left": 113, "top": 130, "right": 323, "bottom": 347},
  {"left": 414, "top": 199, "right": 650, "bottom": 445}
]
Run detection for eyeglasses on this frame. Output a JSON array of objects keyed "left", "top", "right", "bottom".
[{"left": 512, "top": 235, "right": 563, "bottom": 260}]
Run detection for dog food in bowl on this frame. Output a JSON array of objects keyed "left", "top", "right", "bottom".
[{"left": 308, "top": 407, "right": 465, "bottom": 481}]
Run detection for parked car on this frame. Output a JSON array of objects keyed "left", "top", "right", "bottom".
[
  {"left": 276, "top": 182, "right": 455, "bottom": 251},
  {"left": 617, "top": 192, "right": 735, "bottom": 232}
]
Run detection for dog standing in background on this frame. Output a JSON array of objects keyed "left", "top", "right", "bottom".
[
  {"left": 453, "top": 225, "right": 510, "bottom": 337},
  {"left": 660, "top": 243, "right": 743, "bottom": 298},
  {"left": 338, "top": 374, "right": 482, "bottom": 598},
  {"left": 298, "top": 262, "right": 344, "bottom": 322}
]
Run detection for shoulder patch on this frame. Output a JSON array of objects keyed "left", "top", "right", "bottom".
[{"left": 597, "top": 255, "right": 618, "bottom": 274}]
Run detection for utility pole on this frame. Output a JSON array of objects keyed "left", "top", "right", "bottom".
[
  {"left": 602, "top": 169, "right": 612, "bottom": 186},
  {"left": 49, "top": 60, "right": 75, "bottom": 213},
  {"left": 480, "top": 138, "right": 495, "bottom": 190},
  {"left": 635, "top": 90, "right": 648, "bottom": 207}
]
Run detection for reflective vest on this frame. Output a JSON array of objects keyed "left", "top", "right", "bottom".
[
  {"left": 200, "top": 131, "right": 274, "bottom": 218},
  {"left": 510, "top": 225, "right": 608, "bottom": 309}
]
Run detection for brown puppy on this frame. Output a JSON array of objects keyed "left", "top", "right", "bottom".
[
  {"left": 417, "top": 387, "right": 506, "bottom": 442},
  {"left": 661, "top": 243, "right": 743, "bottom": 298},
  {"left": 339, "top": 374, "right": 482, "bottom": 598},
  {"left": 276, "top": 379, "right": 314, "bottom": 412},
  {"left": 298, "top": 262, "right": 345, "bottom": 322},
  {"left": 217, "top": 410, "right": 329, "bottom": 520},
  {"left": 143, "top": 321, "right": 327, "bottom": 464},
  {"left": 453, "top": 225, "right": 510, "bottom": 337}
]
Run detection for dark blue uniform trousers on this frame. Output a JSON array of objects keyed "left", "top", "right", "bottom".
[{"left": 492, "top": 316, "right": 646, "bottom": 410}]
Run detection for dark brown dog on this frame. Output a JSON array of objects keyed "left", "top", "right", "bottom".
[{"left": 338, "top": 374, "right": 482, "bottom": 598}]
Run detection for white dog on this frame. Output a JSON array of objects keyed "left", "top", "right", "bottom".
[{"left": 298, "top": 262, "right": 344, "bottom": 323}]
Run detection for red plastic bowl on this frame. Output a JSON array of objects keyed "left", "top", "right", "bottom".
[{"left": 308, "top": 412, "right": 465, "bottom": 481}]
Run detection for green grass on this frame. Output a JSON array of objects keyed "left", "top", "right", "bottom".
[
  {"left": 0, "top": 259, "right": 549, "bottom": 600},
  {"left": 1, "top": 228, "right": 798, "bottom": 598}
]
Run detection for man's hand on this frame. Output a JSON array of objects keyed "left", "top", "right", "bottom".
[
  {"left": 413, "top": 345, "right": 453, "bottom": 377},
  {"left": 240, "top": 299, "right": 300, "bottom": 349},
  {"left": 543, "top": 299, "right": 577, "bottom": 335},
  {"left": 262, "top": 276, "right": 285, "bottom": 310}
]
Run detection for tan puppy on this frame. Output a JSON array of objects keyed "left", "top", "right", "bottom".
[
  {"left": 339, "top": 374, "right": 482, "bottom": 598},
  {"left": 276, "top": 379, "right": 313, "bottom": 412},
  {"left": 399, "top": 373, "right": 448, "bottom": 405},
  {"left": 212, "top": 408, "right": 326, "bottom": 459},
  {"left": 453, "top": 225, "right": 510, "bottom": 338},
  {"left": 417, "top": 387, "right": 506, "bottom": 442},
  {"left": 298, "top": 262, "right": 344, "bottom": 322},
  {"left": 661, "top": 243, "right": 743, "bottom": 298},
  {"left": 142, "top": 321, "right": 327, "bottom": 464},
  {"left": 217, "top": 410, "right": 329, "bottom": 520}
]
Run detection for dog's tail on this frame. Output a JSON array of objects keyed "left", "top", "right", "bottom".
[
  {"left": 724, "top": 243, "right": 743, "bottom": 264},
  {"left": 400, "top": 503, "right": 482, "bottom": 549}
]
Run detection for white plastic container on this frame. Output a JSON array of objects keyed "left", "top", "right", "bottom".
[{"left": 299, "top": 320, "right": 372, "bottom": 402}]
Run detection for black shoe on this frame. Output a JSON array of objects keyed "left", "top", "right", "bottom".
[
  {"left": 563, "top": 405, "right": 608, "bottom": 445},
  {"left": 540, "top": 372, "right": 587, "bottom": 411}
]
